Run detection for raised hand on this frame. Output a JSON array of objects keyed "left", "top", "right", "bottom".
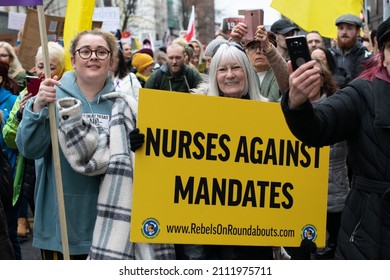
[
  {"left": 230, "top": 22, "right": 248, "bottom": 43},
  {"left": 288, "top": 60, "right": 322, "bottom": 108}
]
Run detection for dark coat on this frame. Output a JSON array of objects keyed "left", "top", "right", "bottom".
[
  {"left": 281, "top": 77, "right": 390, "bottom": 259},
  {"left": 0, "top": 200, "right": 14, "bottom": 259},
  {"left": 330, "top": 43, "right": 371, "bottom": 88}
]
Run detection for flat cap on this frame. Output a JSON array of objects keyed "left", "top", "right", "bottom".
[
  {"left": 335, "top": 14, "right": 362, "bottom": 27},
  {"left": 377, "top": 16, "right": 390, "bottom": 49},
  {"left": 270, "top": 19, "right": 300, "bottom": 35}
]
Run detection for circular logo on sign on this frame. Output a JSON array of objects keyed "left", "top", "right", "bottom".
[
  {"left": 301, "top": 224, "right": 317, "bottom": 241},
  {"left": 142, "top": 218, "right": 160, "bottom": 239}
]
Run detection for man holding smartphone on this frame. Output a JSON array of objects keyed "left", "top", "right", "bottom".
[{"left": 270, "top": 19, "right": 300, "bottom": 61}]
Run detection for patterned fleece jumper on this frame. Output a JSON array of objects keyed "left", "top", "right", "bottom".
[{"left": 56, "top": 92, "right": 175, "bottom": 260}]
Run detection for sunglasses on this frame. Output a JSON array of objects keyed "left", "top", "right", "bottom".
[{"left": 246, "top": 44, "right": 263, "bottom": 53}]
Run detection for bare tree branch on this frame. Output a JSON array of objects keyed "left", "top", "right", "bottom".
[
  {"left": 114, "top": 0, "right": 138, "bottom": 31},
  {"left": 44, "top": 0, "right": 55, "bottom": 12}
]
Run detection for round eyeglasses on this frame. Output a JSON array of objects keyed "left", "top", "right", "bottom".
[{"left": 74, "top": 47, "right": 111, "bottom": 60}]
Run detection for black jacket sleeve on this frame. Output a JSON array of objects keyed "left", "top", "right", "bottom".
[{"left": 280, "top": 80, "right": 365, "bottom": 147}]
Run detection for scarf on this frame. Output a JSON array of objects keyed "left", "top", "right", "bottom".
[{"left": 57, "top": 92, "right": 175, "bottom": 260}]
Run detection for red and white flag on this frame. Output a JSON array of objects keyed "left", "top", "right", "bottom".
[{"left": 185, "top": 5, "right": 195, "bottom": 42}]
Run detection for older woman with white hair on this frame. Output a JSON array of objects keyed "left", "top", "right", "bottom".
[
  {"left": 182, "top": 29, "right": 290, "bottom": 261},
  {"left": 130, "top": 26, "right": 290, "bottom": 260},
  {"left": 205, "top": 42, "right": 268, "bottom": 100}
]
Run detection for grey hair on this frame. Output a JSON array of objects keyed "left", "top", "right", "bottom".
[{"left": 207, "top": 43, "right": 267, "bottom": 101}]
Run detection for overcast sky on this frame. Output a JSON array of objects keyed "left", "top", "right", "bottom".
[{"left": 214, "top": 0, "right": 281, "bottom": 26}]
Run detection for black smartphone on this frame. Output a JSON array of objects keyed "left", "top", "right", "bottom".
[
  {"left": 286, "top": 35, "right": 312, "bottom": 71},
  {"left": 243, "top": 9, "right": 264, "bottom": 41},
  {"left": 26, "top": 76, "right": 42, "bottom": 96}
]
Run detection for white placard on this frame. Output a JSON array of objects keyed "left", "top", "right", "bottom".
[
  {"left": 8, "top": 12, "right": 26, "bottom": 31},
  {"left": 93, "top": 7, "right": 120, "bottom": 32}
]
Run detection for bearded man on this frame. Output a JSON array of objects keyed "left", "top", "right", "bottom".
[{"left": 330, "top": 14, "right": 371, "bottom": 88}]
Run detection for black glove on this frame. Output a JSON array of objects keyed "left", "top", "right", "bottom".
[
  {"left": 129, "top": 128, "right": 145, "bottom": 152},
  {"left": 290, "top": 239, "right": 317, "bottom": 260}
]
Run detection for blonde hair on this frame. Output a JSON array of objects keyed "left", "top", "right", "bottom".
[
  {"left": 190, "top": 39, "right": 205, "bottom": 62},
  {"left": 0, "top": 41, "right": 26, "bottom": 80},
  {"left": 35, "top": 42, "right": 65, "bottom": 73}
]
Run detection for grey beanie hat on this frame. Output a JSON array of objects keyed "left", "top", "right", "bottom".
[{"left": 204, "top": 38, "right": 228, "bottom": 57}]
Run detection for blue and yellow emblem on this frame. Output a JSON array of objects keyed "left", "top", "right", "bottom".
[
  {"left": 142, "top": 218, "right": 160, "bottom": 239},
  {"left": 301, "top": 224, "right": 317, "bottom": 241}
]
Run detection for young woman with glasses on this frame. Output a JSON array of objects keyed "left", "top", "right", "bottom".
[
  {"left": 17, "top": 29, "right": 175, "bottom": 260},
  {"left": 15, "top": 29, "right": 117, "bottom": 260}
]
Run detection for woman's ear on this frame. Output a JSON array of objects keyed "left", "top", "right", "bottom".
[
  {"left": 70, "top": 57, "right": 76, "bottom": 69},
  {"left": 110, "top": 57, "right": 115, "bottom": 70}
]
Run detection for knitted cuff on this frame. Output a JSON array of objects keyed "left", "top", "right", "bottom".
[
  {"left": 57, "top": 97, "right": 83, "bottom": 127},
  {"left": 57, "top": 97, "right": 110, "bottom": 176},
  {"left": 261, "top": 43, "right": 274, "bottom": 55}
]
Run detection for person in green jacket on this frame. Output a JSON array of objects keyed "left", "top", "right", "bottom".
[{"left": 145, "top": 43, "right": 202, "bottom": 92}]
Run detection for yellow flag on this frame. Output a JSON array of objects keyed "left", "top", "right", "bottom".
[
  {"left": 270, "top": 0, "right": 363, "bottom": 38},
  {"left": 63, "top": 0, "right": 96, "bottom": 70}
]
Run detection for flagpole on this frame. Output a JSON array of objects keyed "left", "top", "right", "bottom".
[
  {"left": 185, "top": 5, "right": 195, "bottom": 42},
  {"left": 190, "top": 5, "right": 195, "bottom": 39},
  {"left": 36, "top": 5, "right": 70, "bottom": 260},
  {"left": 362, "top": 1, "right": 372, "bottom": 49}
]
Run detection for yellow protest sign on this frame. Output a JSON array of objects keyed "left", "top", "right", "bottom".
[
  {"left": 131, "top": 89, "right": 329, "bottom": 247},
  {"left": 63, "top": 0, "right": 96, "bottom": 70}
]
